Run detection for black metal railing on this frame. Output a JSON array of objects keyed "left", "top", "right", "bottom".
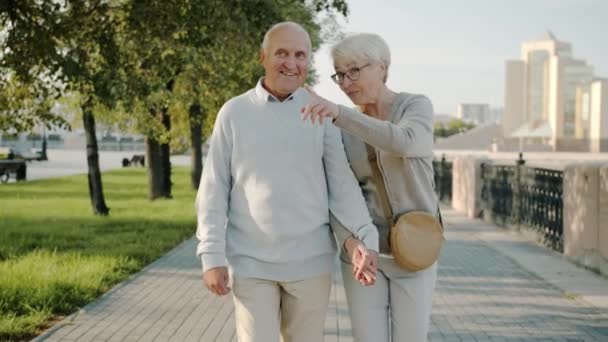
[
  {"left": 519, "top": 167, "right": 563, "bottom": 251},
  {"left": 433, "top": 156, "right": 452, "bottom": 203},
  {"left": 480, "top": 155, "right": 563, "bottom": 252},
  {"left": 480, "top": 164, "right": 516, "bottom": 225}
]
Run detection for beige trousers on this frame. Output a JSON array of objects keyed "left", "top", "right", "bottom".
[
  {"left": 232, "top": 273, "right": 332, "bottom": 342},
  {"left": 341, "top": 257, "right": 437, "bottom": 342}
]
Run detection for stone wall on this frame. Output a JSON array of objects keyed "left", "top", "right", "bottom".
[{"left": 451, "top": 156, "right": 487, "bottom": 218}]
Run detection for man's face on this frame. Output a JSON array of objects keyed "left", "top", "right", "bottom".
[{"left": 260, "top": 26, "right": 310, "bottom": 101}]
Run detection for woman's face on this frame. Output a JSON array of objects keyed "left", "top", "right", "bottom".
[{"left": 333, "top": 59, "right": 385, "bottom": 106}]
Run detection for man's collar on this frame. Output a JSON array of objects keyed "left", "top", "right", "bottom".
[{"left": 255, "top": 78, "right": 298, "bottom": 102}]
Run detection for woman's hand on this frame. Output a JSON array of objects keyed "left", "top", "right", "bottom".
[
  {"left": 345, "top": 237, "right": 378, "bottom": 286},
  {"left": 301, "top": 85, "right": 340, "bottom": 125}
]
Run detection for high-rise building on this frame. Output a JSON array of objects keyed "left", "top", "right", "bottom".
[
  {"left": 574, "top": 84, "right": 591, "bottom": 139},
  {"left": 503, "top": 31, "right": 596, "bottom": 151},
  {"left": 503, "top": 60, "right": 526, "bottom": 136},
  {"left": 521, "top": 31, "right": 572, "bottom": 124},
  {"left": 589, "top": 79, "right": 608, "bottom": 152}
]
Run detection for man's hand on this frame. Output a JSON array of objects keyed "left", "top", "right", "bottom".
[
  {"left": 202, "top": 266, "right": 231, "bottom": 296},
  {"left": 345, "top": 237, "right": 378, "bottom": 286},
  {"left": 301, "top": 85, "right": 340, "bottom": 125}
]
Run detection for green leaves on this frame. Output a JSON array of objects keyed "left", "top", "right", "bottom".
[
  {"left": 1, "top": 0, "right": 348, "bottom": 136},
  {"left": 1, "top": 1, "right": 128, "bottom": 132},
  {"left": 0, "top": 73, "right": 69, "bottom": 132},
  {"left": 434, "top": 118, "right": 477, "bottom": 138}
]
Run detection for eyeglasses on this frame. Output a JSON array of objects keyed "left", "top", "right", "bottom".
[{"left": 330, "top": 63, "right": 371, "bottom": 84}]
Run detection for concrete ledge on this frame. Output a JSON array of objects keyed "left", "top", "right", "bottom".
[
  {"left": 451, "top": 156, "right": 487, "bottom": 218},
  {"left": 599, "top": 165, "right": 608, "bottom": 275},
  {"left": 563, "top": 162, "right": 608, "bottom": 276}
]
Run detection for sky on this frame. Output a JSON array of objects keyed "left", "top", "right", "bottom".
[{"left": 311, "top": 0, "right": 608, "bottom": 115}]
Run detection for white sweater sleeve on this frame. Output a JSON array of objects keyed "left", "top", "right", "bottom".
[
  {"left": 195, "top": 107, "right": 233, "bottom": 272},
  {"left": 323, "top": 122, "right": 379, "bottom": 252}
]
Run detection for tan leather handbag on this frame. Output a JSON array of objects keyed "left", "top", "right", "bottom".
[{"left": 366, "top": 145, "right": 444, "bottom": 272}]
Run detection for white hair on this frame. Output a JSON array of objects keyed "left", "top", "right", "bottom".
[
  {"left": 261, "top": 21, "right": 312, "bottom": 58},
  {"left": 331, "top": 33, "right": 391, "bottom": 82}
]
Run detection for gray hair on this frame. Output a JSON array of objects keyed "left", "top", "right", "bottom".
[
  {"left": 261, "top": 21, "right": 312, "bottom": 59},
  {"left": 331, "top": 33, "right": 391, "bottom": 82}
]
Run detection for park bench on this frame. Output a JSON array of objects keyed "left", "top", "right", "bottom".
[{"left": 0, "top": 160, "right": 27, "bottom": 183}]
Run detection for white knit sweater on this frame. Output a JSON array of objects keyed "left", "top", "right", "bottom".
[{"left": 195, "top": 80, "right": 378, "bottom": 281}]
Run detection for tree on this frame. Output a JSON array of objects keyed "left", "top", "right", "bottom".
[
  {"left": 1, "top": 0, "right": 350, "bottom": 204},
  {"left": 121, "top": 0, "right": 348, "bottom": 192},
  {"left": 0, "top": 74, "right": 70, "bottom": 132},
  {"left": 434, "top": 118, "right": 476, "bottom": 138},
  {"left": 1, "top": 1, "right": 127, "bottom": 215},
  {"left": 120, "top": 0, "right": 285, "bottom": 195},
  {"left": 433, "top": 122, "right": 447, "bottom": 138}
]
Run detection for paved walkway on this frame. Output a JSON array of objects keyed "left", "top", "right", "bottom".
[{"left": 35, "top": 208, "right": 608, "bottom": 341}]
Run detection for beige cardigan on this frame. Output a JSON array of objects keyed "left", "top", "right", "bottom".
[{"left": 331, "top": 92, "right": 438, "bottom": 255}]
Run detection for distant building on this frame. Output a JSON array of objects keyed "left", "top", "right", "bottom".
[
  {"left": 0, "top": 122, "right": 145, "bottom": 151},
  {"left": 490, "top": 107, "right": 503, "bottom": 124},
  {"left": 503, "top": 31, "right": 598, "bottom": 151},
  {"left": 457, "top": 103, "right": 491, "bottom": 125},
  {"left": 503, "top": 59, "right": 527, "bottom": 137}
]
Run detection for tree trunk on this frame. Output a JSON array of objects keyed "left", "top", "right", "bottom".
[
  {"left": 146, "top": 110, "right": 163, "bottom": 200},
  {"left": 189, "top": 101, "right": 203, "bottom": 190},
  {"left": 83, "top": 102, "right": 110, "bottom": 215},
  {"left": 159, "top": 106, "right": 172, "bottom": 198}
]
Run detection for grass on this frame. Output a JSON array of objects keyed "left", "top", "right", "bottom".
[
  {"left": 0, "top": 167, "right": 197, "bottom": 341},
  {"left": 563, "top": 292, "right": 581, "bottom": 300}
]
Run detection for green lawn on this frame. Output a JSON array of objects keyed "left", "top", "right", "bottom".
[{"left": 0, "top": 167, "right": 197, "bottom": 341}]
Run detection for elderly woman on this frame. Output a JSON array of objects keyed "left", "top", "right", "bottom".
[{"left": 301, "top": 33, "right": 439, "bottom": 341}]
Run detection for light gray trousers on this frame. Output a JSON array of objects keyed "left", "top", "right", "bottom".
[
  {"left": 232, "top": 273, "right": 332, "bottom": 342},
  {"left": 341, "top": 257, "right": 437, "bottom": 342}
]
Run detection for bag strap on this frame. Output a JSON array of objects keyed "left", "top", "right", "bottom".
[
  {"left": 437, "top": 205, "right": 444, "bottom": 229},
  {"left": 365, "top": 144, "right": 444, "bottom": 229},
  {"left": 365, "top": 144, "right": 396, "bottom": 227}
]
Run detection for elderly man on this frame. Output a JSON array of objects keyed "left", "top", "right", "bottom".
[{"left": 195, "top": 21, "right": 378, "bottom": 342}]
